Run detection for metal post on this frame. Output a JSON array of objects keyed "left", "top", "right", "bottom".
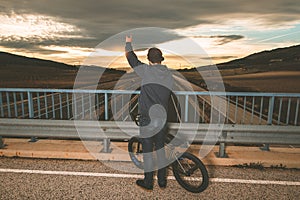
[
  {"left": 37, "top": 92, "right": 41, "bottom": 118},
  {"left": 267, "top": 96, "right": 275, "bottom": 125},
  {"left": 28, "top": 92, "right": 37, "bottom": 142},
  {"left": 104, "top": 93, "right": 108, "bottom": 120},
  {"left": 226, "top": 96, "right": 230, "bottom": 123},
  {"left": 28, "top": 92, "right": 34, "bottom": 119},
  {"left": 51, "top": 93, "right": 55, "bottom": 119},
  {"left": 184, "top": 95, "right": 189, "bottom": 122},
  {"left": 193, "top": 95, "right": 197, "bottom": 123},
  {"left": 102, "top": 92, "right": 111, "bottom": 153},
  {"left": 66, "top": 93, "right": 70, "bottom": 119},
  {"left": 96, "top": 94, "right": 100, "bottom": 119},
  {"left": 81, "top": 94, "right": 84, "bottom": 119},
  {"left": 251, "top": 97, "right": 255, "bottom": 124},
  {"left": 13, "top": 92, "right": 18, "bottom": 117},
  {"left": 242, "top": 96, "right": 246, "bottom": 124},
  {"left": 73, "top": 93, "right": 77, "bottom": 119},
  {"left": 259, "top": 97, "right": 264, "bottom": 124},
  {"left": 218, "top": 131, "right": 228, "bottom": 158},
  {"left": 21, "top": 93, "right": 25, "bottom": 118},
  {"left": 202, "top": 98, "right": 205, "bottom": 123},
  {"left": 260, "top": 144, "right": 270, "bottom": 151},
  {"left": 234, "top": 96, "right": 238, "bottom": 123},
  {"left": 44, "top": 92, "right": 48, "bottom": 119},
  {"left": 261, "top": 96, "right": 275, "bottom": 151},
  {"left": 6, "top": 92, "right": 11, "bottom": 118},
  {"left": 89, "top": 93, "right": 92, "bottom": 119},
  {"left": 101, "top": 138, "right": 112, "bottom": 153},
  {"left": 59, "top": 93, "right": 63, "bottom": 119},
  {"left": 121, "top": 94, "right": 124, "bottom": 120},
  {"left": 0, "top": 92, "right": 3, "bottom": 117},
  {"left": 0, "top": 136, "right": 5, "bottom": 149},
  {"left": 278, "top": 98, "right": 283, "bottom": 125},
  {"left": 286, "top": 98, "right": 291, "bottom": 125},
  {"left": 295, "top": 99, "right": 299, "bottom": 125},
  {"left": 218, "top": 143, "right": 226, "bottom": 158}
]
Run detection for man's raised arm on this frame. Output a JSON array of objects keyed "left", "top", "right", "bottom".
[{"left": 125, "top": 35, "right": 144, "bottom": 68}]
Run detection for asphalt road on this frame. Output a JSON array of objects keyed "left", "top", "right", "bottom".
[{"left": 0, "top": 157, "right": 299, "bottom": 200}]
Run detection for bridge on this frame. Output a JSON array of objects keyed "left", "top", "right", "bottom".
[{"left": 0, "top": 83, "right": 299, "bottom": 157}]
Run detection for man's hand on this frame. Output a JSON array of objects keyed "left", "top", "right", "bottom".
[{"left": 126, "top": 35, "right": 132, "bottom": 43}]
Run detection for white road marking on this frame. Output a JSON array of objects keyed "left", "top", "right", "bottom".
[
  {"left": 210, "top": 178, "right": 300, "bottom": 186},
  {"left": 0, "top": 168, "right": 299, "bottom": 186}
]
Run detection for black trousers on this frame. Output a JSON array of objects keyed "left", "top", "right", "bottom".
[{"left": 140, "top": 121, "right": 167, "bottom": 183}]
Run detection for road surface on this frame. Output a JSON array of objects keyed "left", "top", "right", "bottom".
[{"left": 0, "top": 157, "right": 299, "bottom": 199}]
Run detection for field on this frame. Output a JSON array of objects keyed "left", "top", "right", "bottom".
[
  {"left": 179, "top": 70, "right": 300, "bottom": 93},
  {"left": 0, "top": 65, "right": 125, "bottom": 89},
  {"left": 1, "top": 66, "right": 300, "bottom": 93},
  {"left": 221, "top": 71, "right": 300, "bottom": 93}
]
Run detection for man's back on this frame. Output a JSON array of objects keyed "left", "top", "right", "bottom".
[{"left": 125, "top": 41, "right": 173, "bottom": 117}]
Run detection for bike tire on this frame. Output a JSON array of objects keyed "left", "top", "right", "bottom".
[
  {"left": 128, "top": 136, "right": 144, "bottom": 169},
  {"left": 172, "top": 152, "right": 209, "bottom": 193}
]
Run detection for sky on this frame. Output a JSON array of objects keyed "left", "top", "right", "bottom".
[{"left": 0, "top": 0, "right": 300, "bottom": 69}]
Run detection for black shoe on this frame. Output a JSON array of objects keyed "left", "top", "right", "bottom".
[
  {"left": 158, "top": 179, "right": 167, "bottom": 188},
  {"left": 136, "top": 179, "right": 153, "bottom": 190}
]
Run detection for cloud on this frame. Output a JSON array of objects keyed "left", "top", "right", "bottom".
[
  {"left": 212, "top": 35, "right": 244, "bottom": 45},
  {"left": 98, "top": 27, "right": 183, "bottom": 51},
  {"left": 2, "top": 0, "right": 300, "bottom": 42},
  {"left": 0, "top": 13, "right": 94, "bottom": 54},
  {"left": 192, "top": 35, "right": 245, "bottom": 45},
  {"left": 201, "top": 56, "right": 238, "bottom": 60},
  {"left": 1, "top": 0, "right": 300, "bottom": 64}
]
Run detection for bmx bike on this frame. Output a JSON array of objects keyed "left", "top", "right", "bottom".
[{"left": 127, "top": 115, "right": 209, "bottom": 193}]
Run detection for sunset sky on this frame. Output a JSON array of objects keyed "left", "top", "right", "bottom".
[{"left": 0, "top": 0, "right": 300, "bottom": 69}]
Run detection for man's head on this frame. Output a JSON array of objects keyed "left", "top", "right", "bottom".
[{"left": 147, "top": 48, "right": 164, "bottom": 64}]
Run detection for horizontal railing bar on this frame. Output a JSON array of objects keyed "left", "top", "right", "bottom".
[
  {"left": 0, "top": 88, "right": 140, "bottom": 95},
  {"left": 1, "top": 88, "right": 300, "bottom": 97},
  {"left": 0, "top": 119, "right": 299, "bottom": 145}
]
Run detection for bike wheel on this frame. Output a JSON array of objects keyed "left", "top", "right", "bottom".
[
  {"left": 172, "top": 152, "right": 209, "bottom": 193},
  {"left": 128, "top": 136, "right": 144, "bottom": 169}
]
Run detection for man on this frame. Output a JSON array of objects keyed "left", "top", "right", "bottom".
[{"left": 125, "top": 35, "right": 174, "bottom": 190}]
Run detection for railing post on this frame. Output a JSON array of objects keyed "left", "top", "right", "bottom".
[
  {"left": 104, "top": 93, "right": 108, "bottom": 120},
  {"left": 261, "top": 96, "right": 275, "bottom": 151},
  {"left": 102, "top": 92, "right": 111, "bottom": 153},
  {"left": 218, "top": 131, "right": 228, "bottom": 158},
  {"left": 101, "top": 138, "right": 112, "bottom": 153},
  {"left": 28, "top": 92, "right": 37, "bottom": 142},
  {"left": 184, "top": 95, "right": 189, "bottom": 122},
  {"left": 28, "top": 92, "right": 34, "bottom": 119},
  {"left": 0, "top": 136, "right": 5, "bottom": 149},
  {"left": 267, "top": 96, "right": 275, "bottom": 125},
  {"left": 0, "top": 92, "right": 3, "bottom": 117},
  {"left": 218, "top": 143, "right": 226, "bottom": 158}
]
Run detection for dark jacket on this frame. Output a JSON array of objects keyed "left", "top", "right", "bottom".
[{"left": 125, "top": 42, "right": 174, "bottom": 119}]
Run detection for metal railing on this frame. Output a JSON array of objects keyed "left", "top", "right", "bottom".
[
  {"left": 0, "top": 88, "right": 299, "bottom": 125},
  {"left": 0, "top": 88, "right": 300, "bottom": 155}
]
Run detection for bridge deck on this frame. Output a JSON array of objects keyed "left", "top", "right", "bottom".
[{"left": 1, "top": 138, "right": 299, "bottom": 168}]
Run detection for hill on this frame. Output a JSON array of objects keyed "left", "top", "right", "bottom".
[
  {"left": 0, "top": 52, "right": 125, "bottom": 89},
  {"left": 178, "top": 44, "right": 300, "bottom": 92},
  {"left": 0, "top": 52, "right": 76, "bottom": 70},
  {"left": 216, "top": 44, "right": 300, "bottom": 72}
]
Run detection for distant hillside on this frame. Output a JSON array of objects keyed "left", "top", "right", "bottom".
[
  {"left": 179, "top": 44, "right": 300, "bottom": 73},
  {"left": 177, "top": 44, "right": 300, "bottom": 92},
  {"left": 217, "top": 44, "right": 300, "bottom": 71},
  {"left": 0, "top": 51, "right": 76, "bottom": 71},
  {"left": 0, "top": 52, "right": 125, "bottom": 88}
]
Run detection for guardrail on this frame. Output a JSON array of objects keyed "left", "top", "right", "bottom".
[
  {"left": 0, "top": 88, "right": 299, "bottom": 125},
  {"left": 0, "top": 119, "right": 299, "bottom": 156},
  {"left": 0, "top": 88, "right": 299, "bottom": 156}
]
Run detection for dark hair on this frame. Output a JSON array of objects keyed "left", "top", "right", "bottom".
[{"left": 147, "top": 47, "right": 164, "bottom": 63}]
